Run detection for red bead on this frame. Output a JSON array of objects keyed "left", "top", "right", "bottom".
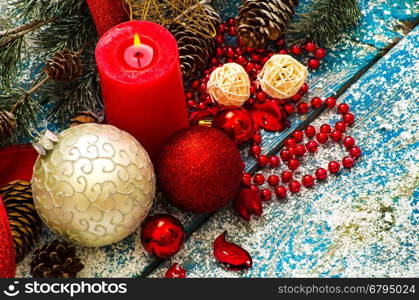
[
  {"left": 292, "top": 130, "right": 304, "bottom": 142},
  {"left": 337, "top": 103, "right": 350, "bottom": 115},
  {"left": 245, "top": 62, "right": 255, "bottom": 73},
  {"left": 291, "top": 45, "right": 302, "bottom": 55},
  {"left": 343, "top": 136, "right": 355, "bottom": 149},
  {"left": 330, "top": 130, "right": 343, "bottom": 142},
  {"left": 141, "top": 214, "right": 185, "bottom": 259},
  {"left": 291, "top": 93, "right": 302, "bottom": 102},
  {"left": 302, "top": 175, "right": 315, "bottom": 188},
  {"left": 289, "top": 180, "right": 301, "bottom": 193},
  {"left": 253, "top": 173, "right": 265, "bottom": 185},
  {"left": 191, "top": 80, "right": 200, "bottom": 90},
  {"left": 299, "top": 83, "right": 309, "bottom": 94},
  {"left": 305, "top": 42, "right": 317, "bottom": 52},
  {"left": 343, "top": 113, "right": 355, "bottom": 125},
  {"left": 296, "top": 144, "right": 306, "bottom": 156},
  {"left": 256, "top": 91, "right": 266, "bottom": 103},
  {"left": 320, "top": 124, "right": 331, "bottom": 134},
  {"left": 287, "top": 145, "right": 297, "bottom": 156},
  {"left": 210, "top": 57, "right": 219, "bottom": 66},
  {"left": 279, "top": 49, "right": 288, "bottom": 55},
  {"left": 315, "top": 168, "right": 328, "bottom": 180},
  {"left": 216, "top": 47, "right": 224, "bottom": 57},
  {"left": 250, "top": 145, "right": 261, "bottom": 157},
  {"left": 280, "top": 149, "right": 291, "bottom": 161},
  {"left": 342, "top": 156, "right": 355, "bottom": 168},
  {"left": 251, "top": 53, "right": 262, "bottom": 62},
  {"left": 228, "top": 26, "right": 237, "bottom": 36},
  {"left": 260, "top": 189, "right": 272, "bottom": 201},
  {"left": 305, "top": 125, "right": 316, "bottom": 138},
  {"left": 314, "top": 48, "right": 326, "bottom": 59},
  {"left": 237, "top": 55, "right": 247, "bottom": 65},
  {"left": 311, "top": 97, "right": 323, "bottom": 109},
  {"left": 187, "top": 100, "right": 196, "bottom": 109},
  {"left": 328, "top": 161, "right": 340, "bottom": 174},
  {"left": 297, "top": 102, "right": 309, "bottom": 114},
  {"left": 275, "top": 38, "right": 286, "bottom": 48},
  {"left": 226, "top": 47, "right": 235, "bottom": 58},
  {"left": 281, "top": 171, "right": 293, "bottom": 183},
  {"left": 250, "top": 184, "right": 259, "bottom": 193},
  {"left": 242, "top": 173, "right": 252, "bottom": 186},
  {"left": 269, "top": 155, "right": 280, "bottom": 168},
  {"left": 258, "top": 155, "right": 269, "bottom": 167},
  {"left": 316, "top": 132, "right": 328, "bottom": 144},
  {"left": 350, "top": 146, "right": 362, "bottom": 158},
  {"left": 185, "top": 91, "right": 193, "bottom": 100},
  {"left": 283, "top": 103, "right": 295, "bottom": 115},
  {"left": 285, "top": 137, "right": 297, "bottom": 148},
  {"left": 268, "top": 175, "right": 280, "bottom": 187},
  {"left": 335, "top": 121, "right": 347, "bottom": 132},
  {"left": 288, "top": 158, "right": 299, "bottom": 171},
  {"left": 274, "top": 186, "right": 287, "bottom": 199},
  {"left": 308, "top": 58, "right": 320, "bottom": 69},
  {"left": 253, "top": 133, "right": 262, "bottom": 145},
  {"left": 218, "top": 24, "right": 227, "bottom": 34},
  {"left": 306, "top": 140, "right": 319, "bottom": 152},
  {"left": 324, "top": 97, "right": 336, "bottom": 109}
]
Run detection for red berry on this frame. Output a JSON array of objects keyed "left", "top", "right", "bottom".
[
  {"left": 306, "top": 140, "right": 319, "bottom": 152},
  {"left": 289, "top": 180, "right": 301, "bottom": 193},
  {"left": 227, "top": 17, "right": 235, "bottom": 26},
  {"left": 291, "top": 93, "right": 302, "bottom": 102},
  {"left": 314, "top": 48, "right": 326, "bottom": 59},
  {"left": 256, "top": 91, "right": 266, "bottom": 103},
  {"left": 320, "top": 124, "right": 331, "bottom": 134},
  {"left": 343, "top": 113, "right": 355, "bottom": 125},
  {"left": 305, "top": 42, "right": 316, "bottom": 53},
  {"left": 302, "top": 175, "right": 315, "bottom": 188},
  {"left": 279, "top": 49, "right": 288, "bottom": 55},
  {"left": 237, "top": 55, "right": 247, "bottom": 65},
  {"left": 242, "top": 173, "right": 252, "bottom": 186},
  {"left": 288, "top": 158, "right": 299, "bottom": 171},
  {"left": 258, "top": 155, "right": 269, "bottom": 167},
  {"left": 343, "top": 136, "right": 355, "bottom": 149},
  {"left": 324, "top": 97, "right": 336, "bottom": 109},
  {"left": 245, "top": 62, "right": 255, "bottom": 73},
  {"left": 305, "top": 125, "right": 316, "bottom": 138},
  {"left": 269, "top": 155, "right": 280, "bottom": 168},
  {"left": 268, "top": 175, "right": 280, "bottom": 187},
  {"left": 260, "top": 189, "right": 272, "bottom": 201},
  {"left": 187, "top": 100, "right": 196, "bottom": 108},
  {"left": 297, "top": 102, "right": 309, "bottom": 114},
  {"left": 228, "top": 26, "right": 237, "bottom": 36},
  {"left": 308, "top": 58, "right": 320, "bottom": 69},
  {"left": 342, "top": 156, "right": 355, "bottom": 168},
  {"left": 283, "top": 104, "right": 295, "bottom": 115},
  {"left": 315, "top": 168, "right": 328, "bottom": 180},
  {"left": 299, "top": 83, "right": 309, "bottom": 94},
  {"left": 335, "top": 121, "right": 347, "bottom": 132},
  {"left": 330, "top": 130, "right": 343, "bottom": 142},
  {"left": 191, "top": 80, "right": 200, "bottom": 90},
  {"left": 253, "top": 173, "right": 265, "bottom": 185},
  {"left": 281, "top": 171, "right": 293, "bottom": 183},
  {"left": 275, "top": 38, "right": 286, "bottom": 48},
  {"left": 250, "top": 145, "right": 261, "bottom": 157},
  {"left": 274, "top": 186, "right": 287, "bottom": 199},
  {"left": 292, "top": 130, "right": 304, "bottom": 142},
  {"left": 328, "top": 161, "right": 340, "bottom": 174},
  {"left": 337, "top": 103, "right": 350, "bottom": 115},
  {"left": 296, "top": 144, "right": 306, "bottom": 156},
  {"left": 291, "top": 45, "right": 302, "bottom": 55},
  {"left": 316, "top": 132, "right": 328, "bottom": 144},
  {"left": 350, "top": 146, "right": 362, "bottom": 158},
  {"left": 218, "top": 24, "right": 227, "bottom": 34},
  {"left": 280, "top": 149, "right": 291, "bottom": 161},
  {"left": 311, "top": 97, "right": 323, "bottom": 109}
]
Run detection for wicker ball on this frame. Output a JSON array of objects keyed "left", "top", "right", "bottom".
[
  {"left": 258, "top": 54, "right": 308, "bottom": 99},
  {"left": 207, "top": 63, "right": 250, "bottom": 106}
]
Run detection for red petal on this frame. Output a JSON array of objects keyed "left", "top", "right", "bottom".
[
  {"left": 164, "top": 263, "right": 187, "bottom": 278},
  {"left": 189, "top": 107, "right": 219, "bottom": 126},
  {"left": 234, "top": 187, "right": 263, "bottom": 221},
  {"left": 248, "top": 101, "right": 286, "bottom": 131},
  {"left": 213, "top": 231, "right": 252, "bottom": 271}
]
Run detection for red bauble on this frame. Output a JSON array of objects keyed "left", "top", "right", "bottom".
[
  {"left": 141, "top": 214, "right": 185, "bottom": 259},
  {"left": 158, "top": 127, "right": 243, "bottom": 213},
  {"left": 86, "top": 0, "right": 129, "bottom": 36},
  {"left": 0, "top": 196, "right": 15, "bottom": 278},
  {"left": 212, "top": 106, "right": 255, "bottom": 144}
]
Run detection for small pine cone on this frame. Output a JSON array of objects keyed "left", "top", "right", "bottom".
[
  {"left": 30, "top": 240, "right": 84, "bottom": 278},
  {"left": 70, "top": 111, "right": 100, "bottom": 128},
  {"left": 1, "top": 181, "right": 41, "bottom": 263},
  {"left": 238, "top": 0, "right": 299, "bottom": 48},
  {"left": 44, "top": 49, "right": 83, "bottom": 81},
  {"left": 0, "top": 110, "right": 16, "bottom": 138},
  {"left": 167, "top": 4, "right": 221, "bottom": 78}
]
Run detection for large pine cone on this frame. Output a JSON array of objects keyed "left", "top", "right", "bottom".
[
  {"left": 0, "top": 110, "right": 16, "bottom": 138},
  {"left": 30, "top": 240, "right": 84, "bottom": 278},
  {"left": 237, "top": 0, "right": 299, "bottom": 48},
  {"left": 167, "top": 3, "right": 221, "bottom": 78},
  {"left": 1, "top": 181, "right": 41, "bottom": 263},
  {"left": 44, "top": 49, "right": 83, "bottom": 81}
]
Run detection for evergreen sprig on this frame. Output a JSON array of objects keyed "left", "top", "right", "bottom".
[{"left": 285, "top": 0, "right": 361, "bottom": 46}]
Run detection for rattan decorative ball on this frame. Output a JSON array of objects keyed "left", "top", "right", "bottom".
[
  {"left": 31, "top": 124, "right": 156, "bottom": 247},
  {"left": 258, "top": 54, "right": 308, "bottom": 99},
  {"left": 207, "top": 63, "right": 250, "bottom": 106}
]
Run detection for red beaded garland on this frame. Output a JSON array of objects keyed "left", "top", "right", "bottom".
[
  {"left": 268, "top": 175, "right": 280, "bottom": 187},
  {"left": 342, "top": 156, "right": 355, "bottom": 168},
  {"left": 324, "top": 97, "right": 336, "bottom": 108},
  {"left": 305, "top": 125, "right": 316, "bottom": 138},
  {"left": 289, "top": 181, "right": 301, "bottom": 193},
  {"left": 306, "top": 140, "right": 319, "bottom": 152},
  {"left": 281, "top": 171, "right": 293, "bottom": 183},
  {"left": 350, "top": 146, "right": 362, "bottom": 158},
  {"left": 302, "top": 175, "right": 315, "bottom": 188},
  {"left": 253, "top": 173, "right": 265, "bottom": 185},
  {"left": 315, "top": 168, "right": 328, "bottom": 180},
  {"left": 343, "top": 136, "right": 355, "bottom": 149},
  {"left": 311, "top": 97, "right": 323, "bottom": 109},
  {"left": 328, "top": 161, "right": 341, "bottom": 174},
  {"left": 274, "top": 186, "right": 287, "bottom": 199}
]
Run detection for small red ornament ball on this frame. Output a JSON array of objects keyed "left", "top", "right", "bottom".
[
  {"left": 141, "top": 214, "right": 185, "bottom": 259},
  {"left": 158, "top": 127, "right": 243, "bottom": 213},
  {"left": 213, "top": 106, "right": 255, "bottom": 144},
  {"left": 0, "top": 196, "right": 16, "bottom": 278}
]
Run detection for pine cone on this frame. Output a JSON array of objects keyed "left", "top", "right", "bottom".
[
  {"left": 44, "top": 49, "right": 82, "bottom": 81},
  {"left": 237, "top": 0, "right": 299, "bottom": 48},
  {"left": 1, "top": 181, "right": 41, "bottom": 263},
  {"left": 70, "top": 111, "right": 100, "bottom": 128},
  {"left": 167, "top": 4, "right": 221, "bottom": 78},
  {"left": 30, "top": 240, "right": 84, "bottom": 278},
  {"left": 0, "top": 110, "right": 16, "bottom": 138}
]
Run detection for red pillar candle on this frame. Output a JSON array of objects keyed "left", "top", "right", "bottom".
[{"left": 96, "top": 21, "right": 188, "bottom": 161}]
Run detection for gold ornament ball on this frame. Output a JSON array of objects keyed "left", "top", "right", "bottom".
[{"left": 31, "top": 124, "right": 156, "bottom": 247}]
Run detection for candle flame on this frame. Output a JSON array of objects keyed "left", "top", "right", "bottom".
[{"left": 133, "top": 33, "right": 141, "bottom": 47}]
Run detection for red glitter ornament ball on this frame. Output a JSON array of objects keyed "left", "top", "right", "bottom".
[
  {"left": 141, "top": 214, "right": 185, "bottom": 259},
  {"left": 158, "top": 127, "right": 243, "bottom": 213},
  {"left": 0, "top": 196, "right": 15, "bottom": 278},
  {"left": 86, "top": 0, "right": 129, "bottom": 36},
  {"left": 213, "top": 106, "right": 255, "bottom": 144}
]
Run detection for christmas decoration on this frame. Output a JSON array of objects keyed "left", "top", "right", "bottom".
[
  {"left": 0, "top": 110, "right": 16, "bottom": 138},
  {"left": 157, "top": 126, "right": 242, "bottom": 213},
  {"left": 69, "top": 111, "right": 100, "bottom": 127},
  {"left": 0, "top": 196, "right": 15, "bottom": 278},
  {"left": 234, "top": 187, "right": 262, "bottom": 221},
  {"left": 212, "top": 106, "right": 255, "bottom": 144},
  {"left": 43, "top": 49, "right": 83, "bottom": 81},
  {"left": 213, "top": 231, "right": 252, "bottom": 271},
  {"left": 258, "top": 54, "right": 308, "bottom": 99},
  {"left": 30, "top": 240, "right": 84, "bottom": 278},
  {"left": 248, "top": 101, "right": 286, "bottom": 132},
  {"left": 237, "top": 0, "right": 299, "bottom": 48},
  {"left": 165, "top": 263, "right": 187, "bottom": 278},
  {"left": 86, "top": 0, "right": 129, "bottom": 36},
  {"left": 1, "top": 181, "right": 41, "bottom": 263},
  {"left": 32, "top": 124, "right": 156, "bottom": 247},
  {"left": 141, "top": 214, "right": 185, "bottom": 259},
  {"left": 207, "top": 63, "right": 250, "bottom": 107}
]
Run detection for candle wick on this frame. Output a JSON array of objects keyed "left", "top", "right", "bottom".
[{"left": 135, "top": 51, "right": 144, "bottom": 67}]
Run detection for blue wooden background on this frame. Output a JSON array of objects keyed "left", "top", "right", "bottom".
[{"left": 9, "top": 0, "right": 418, "bottom": 277}]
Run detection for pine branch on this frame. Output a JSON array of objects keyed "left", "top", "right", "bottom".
[
  {"left": 11, "top": 0, "right": 86, "bottom": 21},
  {"left": 284, "top": 0, "right": 361, "bottom": 46}
]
